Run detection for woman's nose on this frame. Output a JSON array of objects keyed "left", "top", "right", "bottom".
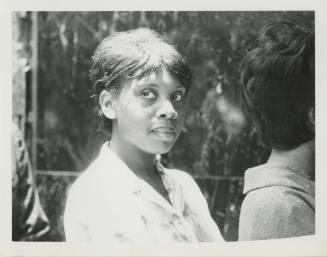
[{"left": 156, "top": 100, "right": 178, "bottom": 119}]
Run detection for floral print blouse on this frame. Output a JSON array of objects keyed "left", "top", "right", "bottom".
[{"left": 64, "top": 142, "right": 224, "bottom": 242}]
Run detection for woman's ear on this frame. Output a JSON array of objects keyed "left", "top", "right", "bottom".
[
  {"left": 99, "top": 90, "right": 117, "bottom": 120},
  {"left": 307, "top": 106, "right": 315, "bottom": 134}
]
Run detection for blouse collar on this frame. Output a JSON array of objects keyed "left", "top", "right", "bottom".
[
  {"left": 97, "top": 142, "right": 185, "bottom": 215},
  {"left": 243, "top": 163, "right": 315, "bottom": 198}
]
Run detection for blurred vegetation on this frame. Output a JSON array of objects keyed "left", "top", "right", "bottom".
[
  {"left": 36, "top": 11, "right": 314, "bottom": 174},
  {"left": 14, "top": 11, "right": 314, "bottom": 241}
]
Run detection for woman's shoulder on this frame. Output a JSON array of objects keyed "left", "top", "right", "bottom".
[
  {"left": 67, "top": 163, "right": 101, "bottom": 199},
  {"left": 67, "top": 158, "right": 117, "bottom": 201}
]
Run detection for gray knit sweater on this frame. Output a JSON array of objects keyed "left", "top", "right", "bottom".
[{"left": 238, "top": 164, "right": 315, "bottom": 240}]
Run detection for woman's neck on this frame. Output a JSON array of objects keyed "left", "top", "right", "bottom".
[
  {"left": 109, "top": 133, "right": 156, "bottom": 179},
  {"left": 268, "top": 140, "right": 315, "bottom": 180}
]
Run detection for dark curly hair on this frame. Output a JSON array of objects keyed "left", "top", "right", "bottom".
[
  {"left": 240, "top": 21, "right": 315, "bottom": 150},
  {"left": 89, "top": 27, "right": 192, "bottom": 134}
]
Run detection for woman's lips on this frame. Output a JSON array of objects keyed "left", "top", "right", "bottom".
[
  {"left": 151, "top": 127, "right": 177, "bottom": 141},
  {"left": 151, "top": 127, "right": 176, "bottom": 133}
]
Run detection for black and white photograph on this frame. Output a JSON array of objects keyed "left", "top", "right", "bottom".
[{"left": 2, "top": 1, "right": 327, "bottom": 256}]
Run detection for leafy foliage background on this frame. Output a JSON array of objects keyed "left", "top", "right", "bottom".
[{"left": 14, "top": 11, "right": 314, "bottom": 241}]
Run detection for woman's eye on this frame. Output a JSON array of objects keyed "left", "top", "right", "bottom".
[
  {"left": 141, "top": 90, "right": 156, "bottom": 99},
  {"left": 172, "top": 92, "right": 184, "bottom": 102}
]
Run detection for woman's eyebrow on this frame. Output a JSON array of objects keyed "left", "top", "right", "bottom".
[
  {"left": 172, "top": 87, "right": 186, "bottom": 94},
  {"left": 176, "top": 87, "right": 186, "bottom": 92},
  {"left": 135, "top": 82, "right": 186, "bottom": 92}
]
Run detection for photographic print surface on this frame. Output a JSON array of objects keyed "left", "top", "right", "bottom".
[{"left": 11, "top": 11, "right": 315, "bottom": 243}]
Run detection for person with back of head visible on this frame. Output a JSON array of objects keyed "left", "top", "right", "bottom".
[{"left": 238, "top": 21, "right": 315, "bottom": 240}]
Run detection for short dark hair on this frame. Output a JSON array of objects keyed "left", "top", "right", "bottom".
[
  {"left": 240, "top": 22, "right": 314, "bottom": 150},
  {"left": 89, "top": 27, "right": 192, "bottom": 133}
]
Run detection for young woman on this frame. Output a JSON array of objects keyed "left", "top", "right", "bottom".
[{"left": 64, "top": 28, "right": 224, "bottom": 242}]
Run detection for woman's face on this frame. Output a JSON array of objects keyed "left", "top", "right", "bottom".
[{"left": 111, "top": 68, "right": 186, "bottom": 155}]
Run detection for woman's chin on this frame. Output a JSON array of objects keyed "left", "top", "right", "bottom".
[
  {"left": 148, "top": 143, "right": 174, "bottom": 155},
  {"left": 140, "top": 136, "right": 178, "bottom": 155}
]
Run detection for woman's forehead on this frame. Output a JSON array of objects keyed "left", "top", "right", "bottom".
[{"left": 134, "top": 69, "right": 183, "bottom": 89}]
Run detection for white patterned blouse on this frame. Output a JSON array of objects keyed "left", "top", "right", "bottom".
[{"left": 64, "top": 142, "right": 224, "bottom": 242}]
